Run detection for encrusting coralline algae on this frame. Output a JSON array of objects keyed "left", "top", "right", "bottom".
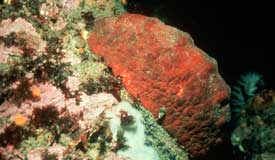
[{"left": 0, "top": 0, "right": 189, "bottom": 159}]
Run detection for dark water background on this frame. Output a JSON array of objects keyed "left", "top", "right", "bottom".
[
  {"left": 126, "top": 0, "right": 274, "bottom": 90},
  {"left": 126, "top": 0, "right": 274, "bottom": 159}
]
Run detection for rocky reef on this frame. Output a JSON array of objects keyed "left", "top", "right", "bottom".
[
  {"left": 0, "top": 0, "right": 189, "bottom": 159},
  {"left": 0, "top": 0, "right": 231, "bottom": 159}
]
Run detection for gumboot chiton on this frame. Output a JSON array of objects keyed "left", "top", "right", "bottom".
[{"left": 88, "top": 13, "right": 230, "bottom": 157}]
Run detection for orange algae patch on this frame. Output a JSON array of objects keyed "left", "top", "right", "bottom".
[
  {"left": 30, "top": 86, "right": 41, "bottom": 98},
  {"left": 13, "top": 114, "right": 28, "bottom": 126},
  {"left": 121, "top": 0, "right": 127, "bottom": 5},
  {"left": 78, "top": 47, "right": 85, "bottom": 54}
]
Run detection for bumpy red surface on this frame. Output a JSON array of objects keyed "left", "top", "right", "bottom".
[{"left": 88, "top": 13, "right": 230, "bottom": 157}]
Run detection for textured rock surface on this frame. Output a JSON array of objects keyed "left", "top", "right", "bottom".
[
  {"left": 88, "top": 13, "right": 231, "bottom": 157},
  {"left": 0, "top": 18, "right": 47, "bottom": 63}
]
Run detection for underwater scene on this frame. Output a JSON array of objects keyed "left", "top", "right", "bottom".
[{"left": 0, "top": 0, "right": 274, "bottom": 160}]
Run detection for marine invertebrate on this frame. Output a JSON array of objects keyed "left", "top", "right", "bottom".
[
  {"left": 78, "top": 47, "right": 85, "bottom": 54},
  {"left": 231, "top": 72, "right": 263, "bottom": 106},
  {"left": 88, "top": 13, "right": 230, "bottom": 157},
  {"left": 106, "top": 101, "right": 160, "bottom": 160},
  {"left": 119, "top": 110, "right": 134, "bottom": 126},
  {"left": 39, "top": 0, "right": 60, "bottom": 19},
  {"left": 0, "top": 16, "right": 71, "bottom": 102},
  {"left": 121, "top": 0, "right": 128, "bottom": 5},
  {"left": 0, "top": 1, "right": 191, "bottom": 159},
  {"left": 230, "top": 72, "right": 264, "bottom": 122},
  {"left": 30, "top": 86, "right": 41, "bottom": 98},
  {"left": 231, "top": 90, "right": 275, "bottom": 159},
  {"left": 0, "top": 17, "right": 47, "bottom": 54},
  {"left": 31, "top": 105, "right": 60, "bottom": 128},
  {"left": 0, "top": 123, "right": 33, "bottom": 148},
  {"left": 13, "top": 114, "right": 28, "bottom": 127}
]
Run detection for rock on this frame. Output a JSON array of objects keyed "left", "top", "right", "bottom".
[
  {"left": 88, "top": 13, "right": 231, "bottom": 157},
  {"left": 0, "top": 18, "right": 47, "bottom": 55}
]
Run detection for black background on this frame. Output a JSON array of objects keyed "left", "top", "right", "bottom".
[{"left": 126, "top": 0, "right": 274, "bottom": 89}]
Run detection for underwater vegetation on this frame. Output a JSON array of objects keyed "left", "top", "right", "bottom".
[
  {"left": 230, "top": 72, "right": 264, "bottom": 121},
  {"left": 1, "top": 0, "right": 273, "bottom": 160},
  {"left": 230, "top": 73, "right": 275, "bottom": 160},
  {"left": 231, "top": 72, "right": 264, "bottom": 106},
  {"left": 0, "top": 0, "right": 188, "bottom": 159}
]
